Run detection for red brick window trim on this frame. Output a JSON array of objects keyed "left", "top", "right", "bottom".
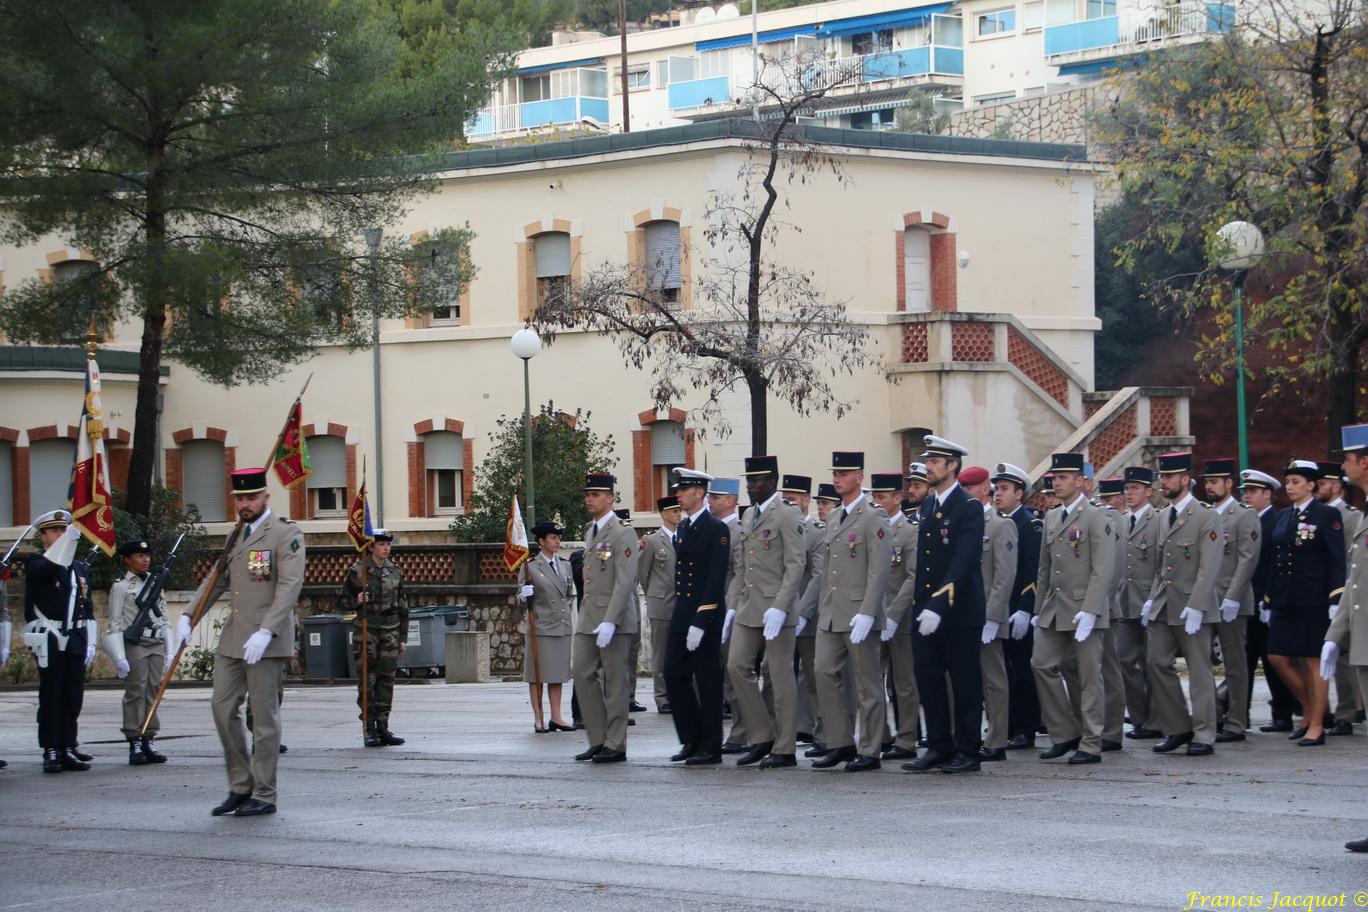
[{"left": 631, "top": 407, "right": 695, "bottom": 512}]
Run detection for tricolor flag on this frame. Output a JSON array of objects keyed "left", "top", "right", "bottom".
[
  {"left": 272, "top": 398, "right": 311, "bottom": 489},
  {"left": 68, "top": 353, "right": 116, "bottom": 556},
  {"left": 503, "top": 494, "right": 529, "bottom": 572},
  {"left": 347, "top": 477, "right": 375, "bottom": 553}
]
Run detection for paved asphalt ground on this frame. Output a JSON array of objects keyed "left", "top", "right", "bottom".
[{"left": 0, "top": 679, "right": 1364, "bottom": 912}]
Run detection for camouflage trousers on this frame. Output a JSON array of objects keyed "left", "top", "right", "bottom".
[{"left": 353, "top": 623, "right": 402, "bottom": 722}]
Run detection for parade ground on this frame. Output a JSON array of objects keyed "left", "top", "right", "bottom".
[{"left": 0, "top": 681, "right": 1364, "bottom": 912}]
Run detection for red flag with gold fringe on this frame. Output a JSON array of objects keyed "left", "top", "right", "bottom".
[{"left": 272, "top": 398, "right": 311, "bottom": 488}]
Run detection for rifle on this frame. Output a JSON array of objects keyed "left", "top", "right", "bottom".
[{"left": 124, "top": 532, "right": 186, "bottom": 644}]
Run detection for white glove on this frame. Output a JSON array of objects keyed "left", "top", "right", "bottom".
[
  {"left": 762, "top": 607, "right": 786, "bottom": 641},
  {"left": 1140, "top": 599, "right": 1155, "bottom": 626},
  {"left": 849, "top": 613, "right": 875, "bottom": 644},
  {"left": 721, "top": 609, "right": 736, "bottom": 644},
  {"left": 796, "top": 616, "right": 807, "bottom": 637},
  {"left": 1180, "top": 607, "right": 1204, "bottom": 636},
  {"left": 242, "top": 629, "right": 273, "bottom": 664},
  {"left": 1259, "top": 606, "right": 1271, "bottom": 625},
  {"left": 880, "top": 617, "right": 899, "bottom": 642},
  {"left": 518, "top": 584, "right": 535, "bottom": 600},
  {"left": 686, "top": 626, "right": 704, "bottom": 651},
  {"left": 43, "top": 523, "right": 82, "bottom": 568},
  {"left": 176, "top": 615, "right": 194, "bottom": 649},
  {"left": 84, "top": 641, "right": 97, "bottom": 667},
  {"left": 1072, "top": 611, "right": 1096, "bottom": 643},
  {"left": 115, "top": 658, "right": 130, "bottom": 678},
  {"left": 1329, "top": 603, "right": 1339, "bottom": 620},
  {"left": 1320, "top": 641, "right": 1339, "bottom": 681},
  {"left": 981, "top": 620, "right": 1000, "bottom": 645},
  {"left": 1009, "top": 611, "right": 1031, "bottom": 640},
  {"left": 594, "top": 622, "right": 616, "bottom": 649},
  {"left": 1030, "top": 614, "right": 1039, "bottom": 628},
  {"left": 163, "top": 652, "right": 175, "bottom": 674},
  {"left": 916, "top": 609, "right": 941, "bottom": 636},
  {"left": 1220, "top": 599, "right": 1240, "bottom": 623}
]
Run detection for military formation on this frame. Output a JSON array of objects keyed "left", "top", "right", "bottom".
[{"left": 5, "top": 423, "right": 1368, "bottom": 858}]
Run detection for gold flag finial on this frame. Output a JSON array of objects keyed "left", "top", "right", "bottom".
[{"left": 85, "top": 316, "right": 98, "bottom": 360}]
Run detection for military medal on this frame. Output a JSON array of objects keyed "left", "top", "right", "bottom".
[
  {"left": 247, "top": 549, "right": 272, "bottom": 580},
  {"left": 891, "top": 546, "right": 903, "bottom": 567}
]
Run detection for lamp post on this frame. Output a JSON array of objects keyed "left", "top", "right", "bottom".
[
  {"left": 363, "top": 227, "right": 385, "bottom": 525},
  {"left": 1214, "top": 220, "right": 1265, "bottom": 474},
  {"left": 510, "top": 327, "right": 542, "bottom": 528}
]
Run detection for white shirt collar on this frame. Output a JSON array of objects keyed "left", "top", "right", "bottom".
[
  {"left": 1063, "top": 493, "right": 1087, "bottom": 513},
  {"left": 1329, "top": 497, "right": 1346, "bottom": 509},
  {"left": 1168, "top": 493, "right": 1194, "bottom": 514},
  {"left": 936, "top": 482, "right": 960, "bottom": 507},
  {"left": 842, "top": 491, "right": 867, "bottom": 512},
  {"left": 720, "top": 512, "right": 738, "bottom": 525},
  {"left": 592, "top": 512, "right": 614, "bottom": 534},
  {"left": 688, "top": 506, "right": 708, "bottom": 524},
  {"left": 1131, "top": 503, "right": 1152, "bottom": 520},
  {"left": 1215, "top": 496, "right": 1236, "bottom": 514},
  {"left": 246, "top": 508, "right": 273, "bottom": 537},
  {"left": 1258, "top": 505, "right": 1273, "bottom": 517},
  {"left": 1293, "top": 497, "right": 1314, "bottom": 510},
  {"left": 754, "top": 491, "right": 781, "bottom": 514},
  {"left": 982, "top": 501, "right": 994, "bottom": 516}
]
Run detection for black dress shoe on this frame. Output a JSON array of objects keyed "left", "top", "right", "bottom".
[
  {"left": 720, "top": 742, "right": 746, "bottom": 755},
  {"left": 942, "top": 754, "right": 981, "bottom": 773},
  {"left": 1328, "top": 719, "right": 1354, "bottom": 736},
  {"left": 1357, "top": 710, "right": 1367, "bottom": 724},
  {"left": 278, "top": 744, "right": 287, "bottom": 754},
  {"left": 1186, "top": 742, "right": 1215, "bottom": 756},
  {"left": 795, "top": 731, "right": 814, "bottom": 744},
  {"left": 70, "top": 748, "right": 93, "bottom": 762},
  {"left": 1346, "top": 837, "right": 1368, "bottom": 853},
  {"left": 685, "top": 752, "right": 722, "bottom": 766},
  {"left": 1067, "top": 750, "right": 1101, "bottom": 765},
  {"left": 736, "top": 742, "right": 774, "bottom": 767},
  {"left": 1100, "top": 740, "right": 1122, "bottom": 753},
  {"left": 803, "top": 743, "right": 829, "bottom": 758},
  {"left": 1038, "top": 738, "right": 1080, "bottom": 760},
  {"left": 1215, "top": 730, "right": 1246, "bottom": 743},
  {"left": 656, "top": 704, "right": 672, "bottom": 715},
  {"left": 572, "top": 721, "right": 585, "bottom": 731},
  {"left": 758, "top": 753, "right": 796, "bottom": 769},
  {"left": 140, "top": 738, "right": 168, "bottom": 763},
  {"left": 591, "top": 748, "right": 627, "bottom": 763},
  {"left": 211, "top": 792, "right": 252, "bottom": 816},
  {"left": 1152, "top": 732, "right": 1194, "bottom": 753},
  {"left": 574, "top": 744, "right": 604, "bottom": 761},
  {"left": 42, "top": 749, "right": 62, "bottom": 774},
  {"left": 548, "top": 721, "right": 574, "bottom": 732},
  {"left": 917, "top": 738, "right": 930, "bottom": 748},
  {"left": 1296, "top": 734, "right": 1326, "bottom": 746},
  {"left": 1125, "top": 727, "right": 1163, "bottom": 739},
  {"left": 627, "top": 719, "right": 636, "bottom": 727},
  {"left": 845, "top": 754, "right": 881, "bottom": 772},
  {"left": 534, "top": 726, "right": 549, "bottom": 734},
  {"left": 629, "top": 701, "right": 647, "bottom": 713},
  {"left": 1004, "top": 734, "right": 1034, "bottom": 750},
  {"left": 882, "top": 745, "right": 917, "bottom": 760},
  {"left": 811, "top": 746, "right": 857, "bottom": 769},
  {"left": 903, "top": 750, "right": 953, "bottom": 772},
  {"left": 1288, "top": 726, "right": 1308, "bottom": 741},
  {"left": 1259, "top": 719, "right": 1293, "bottom": 733},
  {"left": 234, "top": 798, "right": 277, "bottom": 816},
  {"left": 670, "top": 744, "right": 697, "bottom": 762},
  {"left": 976, "top": 747, "right": 1006, "bottom": 762},
  {"left": 58, "top": 749, "right": 90, "bottom": 771}
]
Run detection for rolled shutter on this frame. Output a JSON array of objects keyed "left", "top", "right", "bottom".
[
  {"left": 534, "top": 233, "right": 571, "bottom": 278},
  {"left": 27, "top": 439, "right": 75, "bottom": 518},
  {"left": 644, "top": 221, "right": 681, "bottom": 290},
  {"left": 182, "top": 440, "right": 226, "bottom": 522},
  {"left": 0, "top": 442, "right": 14, "bottom": 525},
  {"left": 306, "top": 436, "right": 346, "bottom": 489},
  {"left": 424, "top": 431, "right": 464, "bottom": 470},
  {"left": 650, "top": 422, "right": 685, "bottom": 465}
]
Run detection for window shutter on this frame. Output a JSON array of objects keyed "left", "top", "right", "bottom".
[
  {"left": 650, "top": 422, "right": 686, "bottom": 465},
  {"left": 27, "top": 439, "right": 75, "bottom": 518},
  {"left": 903, "top": 227, "right": 931, "bottom": 313},
  {"left": 0, "top": 442, "right": 13, "bottom": 525},
  {"left": 182, "top": 440, "right": 227, "bottom": 522},
  {"left": 534, "top": 233, "right": 571, "bottom": 278},
  {"left": 424, "top": 431, "right": 464, "bottom": 470},
  {"left": 644, "top": 221, "right": 681, "bottom": 289},
  {"left": 307, "top": 436, "right": 346, "bottom": 489}
]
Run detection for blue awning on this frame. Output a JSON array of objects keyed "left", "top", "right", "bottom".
[
  {"left": 817, "top": 3, "right": 954, "bottom": 37},
  {"left": 1054, "top": 54, "right": 1143, "bottom": 76},
  {"left": 517, "top": 57, "right": 604, "bottom": 76},
  {"left": 696, "top": 25, "right": 818, "bottom": 52}
]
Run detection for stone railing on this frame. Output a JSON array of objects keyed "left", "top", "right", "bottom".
[{"left": 1026, "top": 385, "right": 1195, "bottom": 487}]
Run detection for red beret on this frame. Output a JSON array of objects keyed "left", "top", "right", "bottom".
[{"left": 959, "top": 465, "right": 990, "bottom": 485}]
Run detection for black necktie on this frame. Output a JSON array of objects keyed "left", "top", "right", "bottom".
[
  {"left": 1129, "top": 514, "right": 1136, "bottom": 534},
  {"left": 839, "top": 507, "right": 848, "bottom": 524},
  {"left": 1169, "top": 507, "right": 1177, "bottom": 528}
]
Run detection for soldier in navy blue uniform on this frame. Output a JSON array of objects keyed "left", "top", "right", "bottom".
[
  {"left": 1265, "top": 460, "right": 1346, "bottom": 746},
  {"left": 663, "top": 468, "right": 732, "bottom": 765},
  {"left": 22, "top": 510, "right": 98, "bottom": 773},
  {"left": 1240, "top": 469, "right": 1298, "bottom": 732},
  {"left": 905, "top": 436, "right": 987, "bottom": 774},
  {"left": 993, "top": 463, "right": 1043, "bottom": 751}
]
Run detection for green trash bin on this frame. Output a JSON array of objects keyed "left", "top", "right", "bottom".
[{"left": 399, "top": 605, "right": 469, "bottom": 677}]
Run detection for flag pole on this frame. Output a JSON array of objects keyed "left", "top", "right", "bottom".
[{"left": 358, "top": 455, "right": 370, "bottom": 743}]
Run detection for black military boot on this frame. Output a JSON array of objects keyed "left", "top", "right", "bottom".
[
  {"left": 128, "top": 738, "right": 150, "bottom": 766},
  {"left": 364, "top": 720, "right": 383, "bottom": 747},
  {"left": 140, "top": 737, "right": 167, "bottom": 764},
  {"left": 42, "top": 749, "right": 63, "bottom": 773},
  {"left": 377, "top": 718, "right": 405, "bottom": 746},
  {"left": 58, "top": 749, "right": 90, "bottom": 771}
]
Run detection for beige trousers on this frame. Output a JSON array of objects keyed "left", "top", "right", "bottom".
[{"left": 211, "top": 655, "right": 287, "bottom": 804}]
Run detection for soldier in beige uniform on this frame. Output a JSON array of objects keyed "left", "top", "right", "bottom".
[
  {"left": 1317, "top": 460, "right": 1364, "bottom": 735},
  {"left": 871, "top": 472, "right": 920, "bottom": 761},
  {"left": 773, "top": 475, "right": 820, "bottom": 743},
  {"left": 177, "top": 468, "right": 304, "bottom": 817},
  {"left": 571, "top": 473, "right": 640, "bottom": 763},
  {"left": 103, "top": 540, "right": 175, "bottom": 765},
  {"left": 725, "top": 456, "right": 806, "bottom": 768},
  {"left": 638, "top": 497, "right": 682, "bottom": 713},
  {"left": 1203, "top": 458, "right": 1261, "bottom": 742},
  {"left": 812, "top": 451, "right": 892, "bottom": 771},
  {"left": 799, "top": 483, "right": 840, "bottom": 755},
  {"left": 1320, "top": 423, "right": 1368, "bottom": 853},
  {"left": 1091, "top": 474, "right": 1128, "bottom": 749},
  {"left": 1031, "top": 454, "right": 1118, "bottom": 764},
  {"left": 518, "top": 522, "right": 575, "bottom": 732},
  {"left": 710, "top": 478, "right": 749, "bottom": 752},
  {"left": 961, "top": 466, "right": 1018, "bottom": 757},
  {"left": 1141, "top": 452, "right": 1224, "bottom": 755},
  {"left": 1118, "top": 467, "right": 1161, "bottom": 739}
]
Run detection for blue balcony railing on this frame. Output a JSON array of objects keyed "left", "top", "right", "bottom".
[
  {"left": 1044, "top": 16, "right": 1120, "bottom": 55},
  {"left": 1044, "top": 2, "right": 1235, "bottom": 57},
  {"left": 668, "top": 75, "right": 730, "bottom": 110},
  {"left": 861, "top": 45, "right": 964, "bottom": 81}
]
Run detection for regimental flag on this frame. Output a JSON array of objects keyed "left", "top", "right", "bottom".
[
  {"left": 272, "top": 398, "right": 311, "bottom": 489},
  {"left": 503, "top": 494, "right": 529, "bottom": 572},
  {"left": 347, "top": 478, "right": 375, "bottom": 553},
  {"left": 68, "top": 353, "right": 116, "bottom": 556}
]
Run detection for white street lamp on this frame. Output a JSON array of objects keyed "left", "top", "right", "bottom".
[{"left": 1214, "top": 220, "right": 1265, "bottom": 473}]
